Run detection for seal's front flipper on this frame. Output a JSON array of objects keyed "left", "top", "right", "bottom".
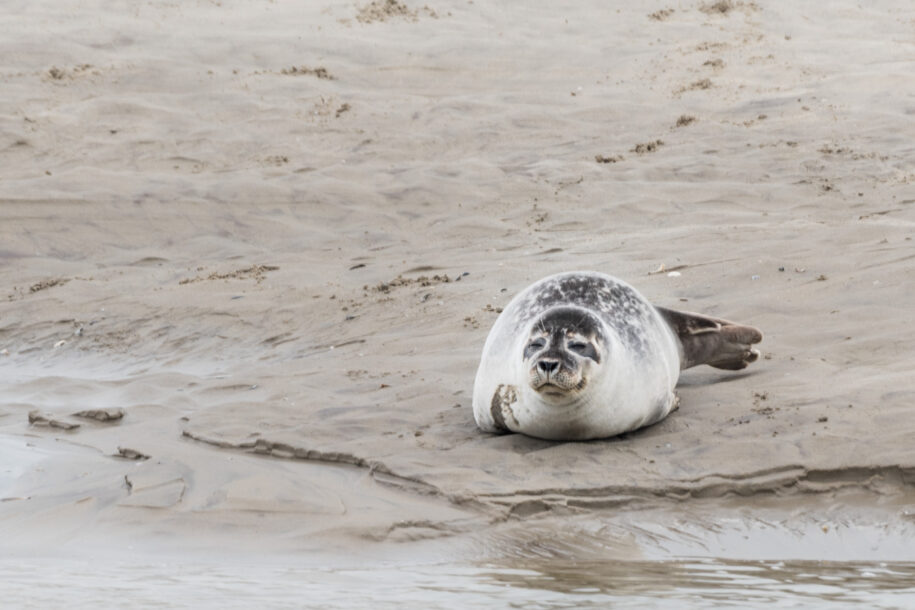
[{"left": 655, "top": 306, "right": 763, "bottom": 371}]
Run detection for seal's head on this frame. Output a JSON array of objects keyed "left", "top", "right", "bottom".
[{"left": 523, "top": 306, "right": 605, "bottom": 400}]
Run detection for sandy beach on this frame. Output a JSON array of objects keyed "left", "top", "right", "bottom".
[{"left": 2, "top": 0, "right": 915, "bottom": 606}]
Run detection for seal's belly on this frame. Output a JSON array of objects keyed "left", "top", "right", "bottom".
[{"left": 501, "top": 343, "right": 676, "bottom": 441}]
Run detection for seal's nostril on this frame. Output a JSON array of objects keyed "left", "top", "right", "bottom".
[{"left": 538, "top": 359, "right": 559, "bottom": 374}]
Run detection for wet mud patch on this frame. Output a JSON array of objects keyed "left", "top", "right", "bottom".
[
  {"left": 29, "top": 278, "right": 70, "bottom": 294},
  {"left": 115, "top": 447, "right": 150, "bottom": 460},
  {"left": 356, "top": 0, "right": 438, "bottom": 24},
  {"left": 631, "top": 140, "right": 665, "bottom": 154},
  {"left": 44, "top": 64, "right": 95, "bottom": 81},
  {"left": 263, "top": 155, "right": 288, "bottom": 166},
  {"left": 676, "top": 78, "right": 713, "bottom": 95},
  {"left": 366, "top": 518, "right": 473, "bottom": 543},
  {"left": 28, "top": 410, "right": 80, "bottom": 430},
  {"left": 180, "top": 426, "right": 456, "bottom": 507},
  {"left": 280, "top": 66, "right": 334, "bottom": 79},
  {"left": 699, "top": 0, "right": 735, "bottom": 14},
  {"left": 73, "top": 407, "right": 125, "bottom": 422},
  {"left": 648, "top": 9, "right": 675, "bottom": 21},
  {"left": 694, "top": 41, "right": 729, "bottom": 52},
  {"left": 179, "top": 264, "right": 278, "bottom": 285},
  {"left": 818, "top": 144, "right": 889, "bottom": 161},
  {"left": 177, "top": 383, "right": 915, "bottom": 525},
  {"left": 595, "top": 154, "right": 624, "bottom": 164},
  {"left": 370, "top": 273, "right": 451, "bottom": 293}
]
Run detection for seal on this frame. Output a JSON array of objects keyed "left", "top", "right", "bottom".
[{"left": 472, "top": 271, "right": 762, "bottom": 440}]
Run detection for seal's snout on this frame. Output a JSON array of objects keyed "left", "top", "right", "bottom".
[{"left": 537, "top": 359, "right": 559, "bottom": 375}]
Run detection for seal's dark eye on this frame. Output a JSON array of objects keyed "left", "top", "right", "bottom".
[
  {"left": 524, "top": 338, "right": 547, "bottom": 359},
  {"left": 566, "top": 340, "right": 599, "bottom": 363}
]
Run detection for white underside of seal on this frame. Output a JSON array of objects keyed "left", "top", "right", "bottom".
[{"left": 472, "top": 271, "right": 681, "bottom": 441}]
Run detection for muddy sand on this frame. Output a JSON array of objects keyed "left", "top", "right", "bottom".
[{"left": 2, "top": 0, "right": 915, "bottom": 605}]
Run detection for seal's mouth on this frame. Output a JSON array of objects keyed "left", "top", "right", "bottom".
[
  {"left": 536, "top": 382, "right": 566, "bottom": 396},
  {"left": 532, "top": 377, "right": 587, "bottom": 395}
]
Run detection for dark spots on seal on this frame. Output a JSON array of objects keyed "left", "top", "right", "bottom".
[
  {"left": 532, "top": 276, "right": 641, "bottom": 314},
  {"left": 490, "top": 384, "right": 519, "bottom": 432},
  {"left": 519, "top": 275, "right": 653, "bottom": 355}
]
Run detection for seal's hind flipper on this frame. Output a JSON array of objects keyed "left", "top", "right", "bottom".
[{"left": 655, "top": 306, "right": 763, "bottom": 371}]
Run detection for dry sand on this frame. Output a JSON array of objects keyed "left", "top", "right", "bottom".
[{"left": 2, "top": 0, "right": 915, "bottom": 595}]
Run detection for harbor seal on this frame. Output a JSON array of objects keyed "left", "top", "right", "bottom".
[{"left": 472, "top": 271, "right": 762, "bottom": 440}]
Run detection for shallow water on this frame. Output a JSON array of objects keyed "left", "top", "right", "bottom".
[{"left": 3, "top": 555, "right": 914, "bottom": 609}]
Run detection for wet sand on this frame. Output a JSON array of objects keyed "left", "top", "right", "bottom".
[{"left": 2, "top": 0, "right": 915, "bottom": 605}]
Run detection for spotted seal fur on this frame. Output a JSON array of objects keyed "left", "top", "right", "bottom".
[{"left": 471, "top": 271, "right": 762, "bottom": 440}]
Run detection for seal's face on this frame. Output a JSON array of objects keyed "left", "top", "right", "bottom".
[{"left": 524, "top": 307, "right": 604, "bottom": 399}]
